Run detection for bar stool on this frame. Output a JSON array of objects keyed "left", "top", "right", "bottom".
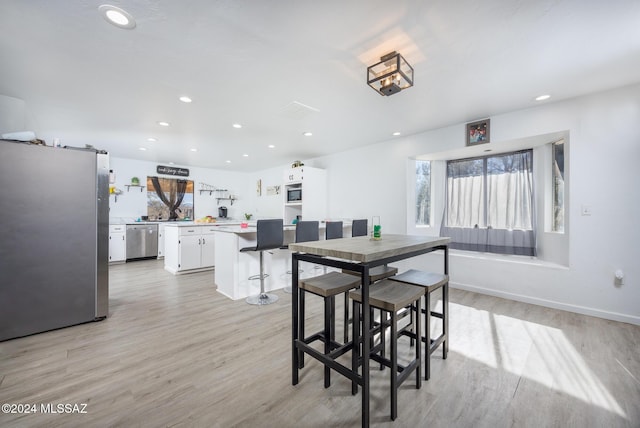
[
  {"left": 298, "top": 223, "right": 361, "bottom": 388},
  {"left": 350, "top": 279, "right": 424, "bottom": 421},
  {"left": 342, "top": 220, "right": 398, "bottom": 344},
  {"left": 351, "top": 218, "right": 368, "bottom": 237},
  {"left": 240, "top": 219, "right": 284, "bottom": 306},
  {"left": 282, "top": 221, "right": 319, "bottom": 293},
  {"left": 323, "top": 221, "right": 352, "bottom": 341},
  {"left": 344, "top": 218, "right": 398, "bottom": 283},
  {"left": 389, "top": 269, "right": 449, "bottom": 380}
]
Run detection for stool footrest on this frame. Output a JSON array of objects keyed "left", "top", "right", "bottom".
[
  {"left": 428, "top": 334, "right": 446, "bottom": 355},
  {"left": 295, "top": 340, "right": 361, "bottom": 385}
]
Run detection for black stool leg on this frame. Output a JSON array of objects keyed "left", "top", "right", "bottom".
[
  {"left": 390, "top": 309, "right": 397, "bottom": 421},
  {"left": 443, "top": 282, "right": 449, "bottom": 359},
  {"left": 425, "top": 291, "right": 431, "bottom": 381},
  {"left": 416, "top": 297, "right": 422, "bottom": 389},
  {"left": 352, "top": 299, "right": 359, "bottom": 396},
  {"left": 344, "top": 293, "right": 349, "bottom": 343},
  {"left": 379, "top": 309, "right": 385, "bottom": 370},
  {"left": 324, "top": 296, "right": 331, "bottom": 388},
  {"left": 299, "top": 290, "right": 305, "bottom": 369}
]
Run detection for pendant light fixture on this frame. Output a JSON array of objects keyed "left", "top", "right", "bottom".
[{"left": 367, "top": 51, "right": 414, "bottom": 96}]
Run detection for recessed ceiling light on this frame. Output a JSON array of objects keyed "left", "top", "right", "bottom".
[
  {"left": 98, "top": 5, "right": 136, "bottom": 29},
  {"left": 303, "top": 131, "right": 313, "bottom": 137},
  {"left": 268, "top": 144, "right": 275, "bottom": 149},
  {"left": 139, "top": 147, "right": 147, "bottom": 151},
  {"left": 392, "top": 131, "right": 401, "bottom": 136},
  {"left": 190, "top": 148, "right": 197, "bottom": 152},
  {"left": 147, "top": 137, "right": 157, "bottom": 142},
  {"left": 157, "top": 121, "right": 170, "bottom": 127},
  {"left": 225, "top": 160, "right": 231, "bottom": 163},
  {"left": 179, "top": 96, "right": 192, "bottom": 103},
  {"left": 169, "top": 162, "right": 175, "bottom": 165},
  {"left": 535, "top": 94, "right": 551, "bottom": 101},
  {"left": 232, "top": 123, "right": 242, "bottom": 129},
  {"left": 242, "top": 154, "right": 249, "bottom": 157}
]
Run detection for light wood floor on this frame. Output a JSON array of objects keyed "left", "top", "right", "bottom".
[{"left": 1, "top": 260, "right": 639, "bottom": 427}]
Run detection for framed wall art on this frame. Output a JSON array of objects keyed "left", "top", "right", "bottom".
[{"left": 466, "top": 119, "right": 490, "bottom": 146}]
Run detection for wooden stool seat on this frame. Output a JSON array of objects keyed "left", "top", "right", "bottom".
[
  {"left": 390, "top": 269, "right": 447, "bottom": 292},
  {"left": 349, "top": 280, "right": 424, "bottom": 312},
  {"left": 389, "top": 269, "right": 449, "bottom": 380},
  {"left": 300, "top": 271, "right": 361, "bottom": 298},
  {"left": 343, "top": 265, "right": 399, "bottom": 283}
]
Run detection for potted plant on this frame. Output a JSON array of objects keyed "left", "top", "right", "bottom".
[{"left": 244, "top": 213, "right": 252, "bottom": 220}]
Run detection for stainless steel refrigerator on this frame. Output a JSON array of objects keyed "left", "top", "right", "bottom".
[{"left": 0, "top": 140, "right": 109, "bottom": 341}]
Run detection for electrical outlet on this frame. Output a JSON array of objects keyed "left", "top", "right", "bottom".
[{"left": 581, "top": 205, "right": 592, "bottom": 216}]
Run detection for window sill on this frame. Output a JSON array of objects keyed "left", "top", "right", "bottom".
[{"left": 450, "top": 249, "right": 569, "bottom": 270}]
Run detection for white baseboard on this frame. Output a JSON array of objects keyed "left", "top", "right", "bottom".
[{"left": 450, "top": 281, "right": 640, "bottom": 326}]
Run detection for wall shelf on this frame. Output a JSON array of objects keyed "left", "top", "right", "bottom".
[
  {"left": 216, "top": 197, "right": 236, "bottom": 206},
  {"left": 125, "top": 184, "right": 145, "bottom": 192}
]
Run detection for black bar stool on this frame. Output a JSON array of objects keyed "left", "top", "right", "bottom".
[
  {"left": 344, "top": 218, "right": 398, "bottom": 283},
  {"left": 298, "top": 220, "right": 361, "bottom": 388},
  {"left": 350, "top": 279, "right": 424, "bottom": 421},
  {"left": 389, "top": 269, "right": 449, "bottom": 380},
  {"left": 282, "top": 220, "right": 319, "bottom": 293},
  {"left": 351, "top": 218, "right": 368, "bottom": 237},
  {"left": 343, "top": 219, "right": 398, "bottom": 342},
  {"left": 240, "top": 219, "right": 284, "bottom": 305}
]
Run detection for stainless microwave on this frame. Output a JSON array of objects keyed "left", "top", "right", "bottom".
[{"left": 287, "top": 187, "right": 302, "bottom": 203}]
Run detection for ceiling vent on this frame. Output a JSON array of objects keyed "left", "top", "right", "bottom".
[{"left": 280, "top": 101, "right": 320, "bottom": 120}]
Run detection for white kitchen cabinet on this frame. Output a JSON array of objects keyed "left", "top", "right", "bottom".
[
  {"left": 283, "top": 167, "right": 305, "bottom": 184},
  {"left": 164, "top": 225, "right": 216, "bottom": 274},
  {"left": 109, "top": 225, "right": 126, "bottom": 263},
  {"left": 283, "top": 166, "right": 327, "bottom": 224},
  {"left": 157, "top": 223, "right": 166, "bottom": 259}
]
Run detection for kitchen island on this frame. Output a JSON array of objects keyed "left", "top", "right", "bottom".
[
  {"left": 163, "top": 221, "right": 353, "bottom": 298},
  {"left": 213, "top": 225, "right": 295, "bottom": 300},
  {"left": 163, "top": 222, "right": 243, "bottom": 275},
  {"left": 213, "top": 222, "right": 352, "bottom": 300}
]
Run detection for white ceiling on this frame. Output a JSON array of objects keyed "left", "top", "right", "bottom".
[{"left": 1, "top": 0, "right": 639, "bottom": 172}]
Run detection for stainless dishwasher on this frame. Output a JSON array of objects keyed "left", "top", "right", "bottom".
[{"left": 126, "top": 224, "right": 158, "bottom": 260}]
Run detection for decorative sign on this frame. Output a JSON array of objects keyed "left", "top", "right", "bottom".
[
  {"left": 266, "top": 185, "right": 281, "bottom": 196},
  {"left": 157, "top": 165, "right": 190, "bottom": 177}
]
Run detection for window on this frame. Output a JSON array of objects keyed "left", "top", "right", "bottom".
[
  {"left": 415, "top": 160, "right": 431, "bottom": 225},
  {"left": 441, "top": 150, "right": 536, "bottom": 256},
  {"left": 552, "top": 141, "right": 565, "bottom": 232},
  {"left": 147, "top": 177, "right": 194, "bottom": 221}
]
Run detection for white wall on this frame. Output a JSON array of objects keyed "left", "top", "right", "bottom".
[
  {"left": 107, "top": 84, "right": 640, "bottom": 325},
  {"left": 304, "top": 84, "right": 640, "bottom": 325},
  {"left": 108, "top": 157, "right": 252, "bottom": 222}
]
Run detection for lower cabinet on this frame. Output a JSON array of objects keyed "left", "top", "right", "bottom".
[
  {"left": 164, "top": 225, "right": 216, "bottom": 274},
  {"left": 157, "top": 223, "right": 166, "bottom": 259},
  {"left": 109, "top": 225, "right": 126, "bottom": 263}
]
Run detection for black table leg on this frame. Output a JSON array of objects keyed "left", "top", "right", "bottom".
[
  {"left": 292, "top": 253, "right": 299, "bottom": 385},
  {"left": 361, "top": 265, "right": 370, "bottom": 427}
]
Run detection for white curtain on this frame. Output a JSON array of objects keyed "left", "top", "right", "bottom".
[{"left": 441, "top": 150, "right": 536, "bottom": 256}]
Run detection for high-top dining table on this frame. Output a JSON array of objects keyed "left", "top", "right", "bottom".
[{"left": 289, "top": 234, "right": 450, "bottom": 427}]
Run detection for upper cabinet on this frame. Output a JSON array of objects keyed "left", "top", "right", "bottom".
[
  {"left": 283, "top": 166, "right": 327, "bottom": 224},
  {"left": 284, "top": 167, "right": 305, "bottom": 184}
]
